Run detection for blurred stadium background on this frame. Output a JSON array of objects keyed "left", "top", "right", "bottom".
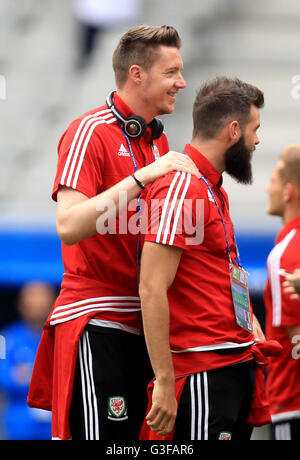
[{"left": 0, "top": 0, "right": 299, "bottom": 440}]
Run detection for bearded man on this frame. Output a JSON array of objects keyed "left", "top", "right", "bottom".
[{"left": 138, "top": 76, "right": 275, "bottom": 441}]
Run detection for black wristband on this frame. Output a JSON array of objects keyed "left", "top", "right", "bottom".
[{"left": 131, "top": 173, "right": 146, "bottom": 189}]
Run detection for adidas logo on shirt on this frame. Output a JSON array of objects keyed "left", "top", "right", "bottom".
[{"left": 118, "top": 144, "right": 130, "bottom": 157}]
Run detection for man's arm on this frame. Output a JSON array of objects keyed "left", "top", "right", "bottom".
[
  {"left": 139, "top": 241, "right": 183, "bottom": 437},
  {"left": 56, "top": 151, "right": 200, "bottom": 245},
  {"left": 253, "top": 314, "right": 266, "bottom": 342}
]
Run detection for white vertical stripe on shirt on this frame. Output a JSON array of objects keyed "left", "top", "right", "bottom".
[
  {"left": 162, "top": 172, "right": 187, "bottom": 245},
  {"left": 60, "top": 109, "right": 111, "bottom": 185},
  {"left": 156, "top": 171, "right": 180, "bottom": 243},
  {"left": 267, "top": 229, "right": 296, "bottom": 326},
  {"left": 60, "top": 110, "right": 116, "bottom": 189},
  {"left": 169, "top": 173, "right": 192, "bottom": 246},
  {"left": 71, "top": 116, "right": 116, "bottom": 189},
  {"left": 66, "top": 115, "right": 107, "bottom": 187}
]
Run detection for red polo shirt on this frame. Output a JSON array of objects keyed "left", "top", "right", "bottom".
[
  {"left": 50, "top": 93, "right": 169, "bottom": 332},
  {"left": 28, "top": 95, "right": 170, "bottom": 440},
  {"left": 144, "top": 144, "right": 255, "bottom": 376},
  {"left": 264, "top": 215, "right": 300, "bottom": 422}
]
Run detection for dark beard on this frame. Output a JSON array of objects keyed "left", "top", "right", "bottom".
[{"left": 224, "top": 135, "right": 253, "bottom": 184}]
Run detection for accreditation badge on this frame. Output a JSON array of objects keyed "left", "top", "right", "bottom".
[{"left": 230, "top": 265, "right": 253, "bottom": 332}]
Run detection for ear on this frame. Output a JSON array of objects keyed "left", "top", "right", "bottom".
[
  {"left": 128, "top": 65, "right": 144, "bottom": 85},
  {"left": 283, "top": 182, "right": 294, "bottom": 202},
  {"left": 228, "top": 120, "right": 241, "bottom": 142}
]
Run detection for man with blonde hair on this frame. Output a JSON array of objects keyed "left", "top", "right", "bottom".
[
  {"left": 28, "top": 24, "right": 199, "bottom": 441},
  {"left": 264, "top": 144, "right": 300, "bottom": 440}
]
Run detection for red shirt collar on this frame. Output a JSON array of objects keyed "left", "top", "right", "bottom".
[
  {"left": 184, "top": 144, "right": 223, "bottom": 188},
  {"left": 276, "top": 214, "right": 300, "bottom": 243},
  {"left": 110, "top": 92, "right": 153, "bottom": 142}
]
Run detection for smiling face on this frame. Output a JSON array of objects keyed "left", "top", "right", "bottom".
[{"left": 141, "top": 45, "right": 186, "bottom": 116}]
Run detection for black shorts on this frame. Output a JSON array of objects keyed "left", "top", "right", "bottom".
[
  {"left": 174, "top": 362, "right": 254, "bottom": 440},
  {"left": 69, "top": 325, "right": 153, "bottom": 440},
  {"left": 271, "top": 419, "right": 300, "bottom": 440}
]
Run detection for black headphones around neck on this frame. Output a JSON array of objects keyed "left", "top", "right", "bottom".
[{"left": 106, "top": 91, "right": 164, "bottom": 140}]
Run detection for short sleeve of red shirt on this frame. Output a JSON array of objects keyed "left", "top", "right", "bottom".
[
  {"left": 279, "top": 231, "right": 300, "bottom": 326},
  {"left": 52, "top": 118, "right": 104, "bottom": 201},
  {"left": 143, "top": 171, "right": 208, "bottom": 251}
]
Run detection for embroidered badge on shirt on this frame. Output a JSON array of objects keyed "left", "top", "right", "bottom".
[
  {"left": 218, "top": 431, "right": 232, "bottom": 440},
  {"left": 108, "top": 396, "right": 128, "bottom": 421}
]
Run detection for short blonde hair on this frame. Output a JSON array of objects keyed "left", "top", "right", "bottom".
[
  {"left": 279, "top": 144, "right": 300, "bottom": 186},
  {"left": 112, "top": 24, "right": 182, "bottom": 88}
]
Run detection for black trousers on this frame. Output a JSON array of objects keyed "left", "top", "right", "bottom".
[
  {"left": 70, "top": 325, "right": 153, "bottom": 440},
  {"left": 174, "top": 362, "right": 254, "bottom": 440}
]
